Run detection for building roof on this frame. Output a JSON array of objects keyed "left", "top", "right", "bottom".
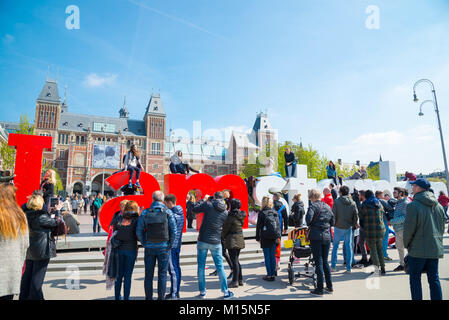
[
  {"left": 0, "top": 123, "right": 9, "bottom": 142},
  {"left": 37, "top": 79, "right": 60, "bottom": 103},
  {"left": 0, "top": 121, "right": 20, "bottom": 134},
  {"left": 252, "top": 111, "right": 273, "bottom": 132},
  {"left": 58, "top": 112, "right": 146, "bottom": 137},
  {"left": 145, "top": 94, "right": 165, "bottom": 117}
]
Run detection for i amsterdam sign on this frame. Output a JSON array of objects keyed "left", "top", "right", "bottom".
[{"left": 8, "top": 133, "right": 249, "bottom": 232}]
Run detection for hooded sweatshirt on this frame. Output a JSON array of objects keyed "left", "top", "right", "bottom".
[
  {"left": 170, "top": 151, "right": 182, "bottom": 165},
  {"left": 404, "top": 191, "right": 446, "bottom": 259},
  {"left": 193, "top": 199, "right": 228, "bottom": 245},
  {"left": 332, "top": 195, "right": 358, "bottom": 230}
]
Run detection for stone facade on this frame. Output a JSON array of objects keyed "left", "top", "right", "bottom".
[{"left": 11, "top": 77, "right": 277, "bottom": 196}]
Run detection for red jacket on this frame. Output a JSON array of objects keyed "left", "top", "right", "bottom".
[
  {"left": 404, "top": 172, "right": 417, "bottom": 181},
  {"left": 438, "top": 194, "right": 449, "bottom": 207},
  {"left": 322, "top": 193, "right": 334, "bottom": 209}
]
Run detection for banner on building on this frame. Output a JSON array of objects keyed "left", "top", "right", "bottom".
[{"left": 92, "top": 144, "right": 120, "bottom": 169}]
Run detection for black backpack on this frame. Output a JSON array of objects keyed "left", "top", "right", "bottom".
[
  {"left": 144, "top": 208, "right": 169, "bottom": 243},
  {"left": 262, "top": 211, "right": 281, "bottom": 240}
]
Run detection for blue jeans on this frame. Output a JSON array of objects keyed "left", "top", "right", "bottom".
[
  {"left": 262, "top": 244, "right": 277, "bottom": 277},
  {"left": 115, "top": 250, "right": 137, "bottom": 300},
  {"left": 169, "top": 162, "right": 185, "bottom": 174},
  {"left": 92, "top": 217, "right": 100, "bottom": 233},
  {"left": 128, "top": 165, "right": 141, "bottom": 182},
  {"left": 144, "top": 247, "right": 170, "bottom": 300},
  {"left": 331, "top": 227, "right": 354, "bottom": 271},
  {"left": 408, "top": 256, "right": 442, "bottom": 300},
  {"left": 310, "top": 240, "right": 332, "bottom": 291},
  {"left": 168, "top": 246, "right": 181, "bottom": 298},
  {"left": 197, "top": 241, "right": 228, "bottom": 294},
  {"left": 382, "top": 217, "right": 390, "bottom": 258},
  {"left": 285, "top": 161, "right": 297, "bottom": 178}
]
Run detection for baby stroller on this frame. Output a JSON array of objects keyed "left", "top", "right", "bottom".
[{"left": 285, "top": 227, "right": 317, "bottom": 289}]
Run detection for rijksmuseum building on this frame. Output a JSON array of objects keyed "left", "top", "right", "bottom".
[{"left": 1, "top": 77, "right": 277, "bottom": 196}]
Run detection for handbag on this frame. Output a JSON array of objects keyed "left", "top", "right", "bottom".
[{"left": 52, "top": 216, "right": 67, "bottom": 237}]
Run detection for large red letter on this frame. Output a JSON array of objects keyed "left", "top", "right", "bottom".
[
  {"left": 164, "top": 173, "right": 249, "bottom": 232},
  {"left": 98, "top": 171, "right": 160, "bottom": 231},
  {"left": 8, "top": 134, "right": 52, "bottom": 206},
  {"left": 215, "top": 175, "right": 249, "bottom": 229}
]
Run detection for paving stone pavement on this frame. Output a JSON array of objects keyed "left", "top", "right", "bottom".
[{"left": 38, "top": 233, "right": 449, "bottom": 300}]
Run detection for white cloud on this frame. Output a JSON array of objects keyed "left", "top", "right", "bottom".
[
  {"left": 2, "top": 34, "right": 15, "bottom": 45},
  {"left": 333, "top": 124, "right": 448, "bottom": 174},
  {"left": 83, "top": 73, "right": 117, "bottom": 87}
]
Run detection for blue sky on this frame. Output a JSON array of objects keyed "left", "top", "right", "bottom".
[{"left": 1, "top": 0, "right": 449, "bottom": 174}]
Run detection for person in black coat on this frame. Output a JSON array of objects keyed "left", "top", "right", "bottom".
[
  {"left": 306, "top": 189, "right": 335, "bottom": 296},
  {"left": 256, "top": 197, "right": 281, "bottom": 281},
  {"left": 222, "top": 199, "right": 246, "bottom": 288},
  {"left": 186, "top": 194, "right": 195, "bottom": 229},
  {"left": 40, "top": 169, "right": 56, "bottom": 211},
  {"left": 20, "top": 194, "right": 62, "bottom": 300},
  {"left": 284, "top": 147, "right": 297, "bottom": 178},
  {"left": 290, "top": 193, "right": 305, "bottom": 227}
]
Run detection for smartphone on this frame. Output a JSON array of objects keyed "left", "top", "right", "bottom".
[{"left": 50, "top": 197, "right": 59, "bottom": 208}]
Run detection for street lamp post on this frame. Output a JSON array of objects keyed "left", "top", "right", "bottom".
[{"left": 413, "top": 79, "right": 449, "bottom": 193}]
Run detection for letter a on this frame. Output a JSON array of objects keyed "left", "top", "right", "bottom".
[
  {"left": 365, "top": 5, "right": 380, "bottom": 30},
  {"left": 66, "top": 5, "right": 80, "bottom": 30}
]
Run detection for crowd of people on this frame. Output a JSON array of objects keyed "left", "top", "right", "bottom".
[{"left": 0, "top": 161, "right": 448, "bottom": 301}]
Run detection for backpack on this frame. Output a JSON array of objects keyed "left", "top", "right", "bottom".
[
  {"left": 261, "top": 211, "right": 281, "bottom": 240},
  {"left": 144, "top": 208, "right": 169, "bottom": 243}
]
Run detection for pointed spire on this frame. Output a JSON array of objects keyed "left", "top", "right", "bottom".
[
  {"left": 63, "top": 85, "right": 67, "bottom": 103},
  {"left": 119, "top": 95, "right": 129, "bottom": 118},
  {"left": 379, "top": 154, "right": 383, "bottom": 162}
]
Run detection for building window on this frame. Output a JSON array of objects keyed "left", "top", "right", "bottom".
[
  {"left": 58, "top": 133, "right": 69, "bottom": 145},
  {"left": 151, "top": 142, "right": 161, "bottom": 155},
  {"left": 153, "top": 164, "right": 158, "bottom": 170}
]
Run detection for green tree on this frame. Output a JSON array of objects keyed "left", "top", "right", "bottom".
[
  {"left": 0, "top": 114, "right": 35, "bottom": 170},
  {"left": 367, "top": 164, "right": 380, "bottom": 180},
  {"left": 239, "top": 158, "right": 264, "bottom": 179},
  {"left": 336, "top": 163, "right": 357, "bottom": 179}
]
